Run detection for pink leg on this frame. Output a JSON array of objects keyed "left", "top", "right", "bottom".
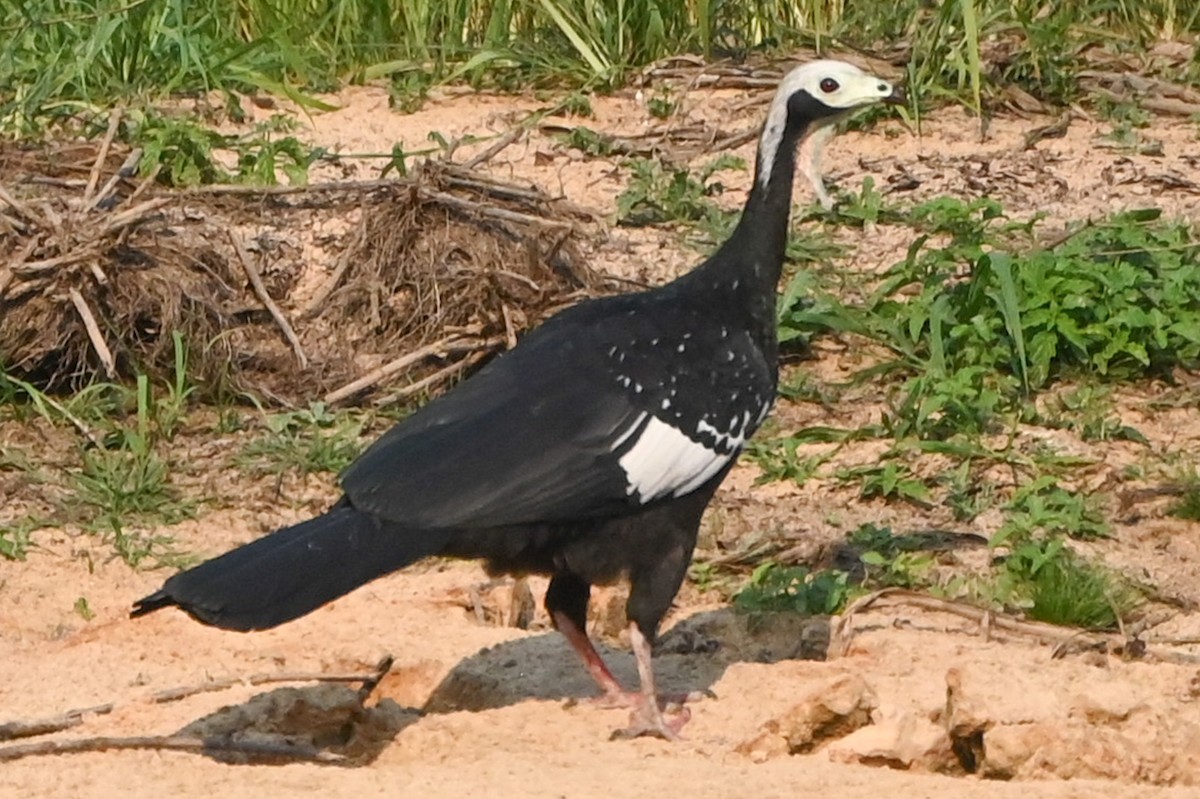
[
  {"left": 610, "top": 622, "right": 690, "bottom": 740},
  {"left": 552, "top": 610, "right": 626, "bottom": 699},
  {"left": 553, "top": 613, "right": 695, "bottom": 739}
]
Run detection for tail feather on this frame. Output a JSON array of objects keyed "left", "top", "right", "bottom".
[{"left": 131, "top": 505, "right": 449, "bottom": 631}]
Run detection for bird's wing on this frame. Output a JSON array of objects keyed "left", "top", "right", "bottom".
[{"left": 340, "top": 303, "right": 767, "bottom": 530}]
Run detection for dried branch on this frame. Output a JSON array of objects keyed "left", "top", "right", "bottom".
[
  {"left": 463, "top": 125, "right": 527, "bottom": 168},
  {"left": 423, "top": 189, "right": 571, "bottom": 229},
  {"left": 83, "top": 109, "right": 122, "bottom": 206},
  {"left": 0, "top": 183, "right": 45, "bottom": 227},
  {"left": 183, "top": 178, "right": 405, "bottom": 197},
  {"left": 151, "top": 656, "right": 395, "bottom": 705},
  {"left": 831, "top": 588, "right": 1118, "bottom": 656},
  {"left": 0, "top": 735, "right": 344, "bottom": 764},
  {"left": 88, "top": 147, "right": 142, "bottom": 212},
  {"left": 68, "top": 288, "right": 117, "bottom": 378},
  {"left": 229, "top": 231, "right": 308, "bottom": 369},
  {"left": 324, "top": 334, "right": 490, "bottom": 404},
  {"left": 375, "top": 347, "right": 494, "bottom": 407},
  {"left": 0, "top": 704, "right": 113, "bottom": 743}
]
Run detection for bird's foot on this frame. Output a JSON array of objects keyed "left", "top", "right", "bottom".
[
  {"left": 588, "top": 688, "right": 709, "bottom": 711},
  {"left": 609, "top": 700, "right": 691, "bottom": 741}
]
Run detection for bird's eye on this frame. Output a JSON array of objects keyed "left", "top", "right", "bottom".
[{"left": 819, "top": 78, "right": 839, "bottom": 94}]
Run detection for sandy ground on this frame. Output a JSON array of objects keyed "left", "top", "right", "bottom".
[{"left": 4, "top": 65, "right": 1200, "bottom": 797}]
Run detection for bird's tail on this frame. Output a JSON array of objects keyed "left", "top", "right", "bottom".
[{"left": 130, "top": 504, "right": 450, "bottom": 631}]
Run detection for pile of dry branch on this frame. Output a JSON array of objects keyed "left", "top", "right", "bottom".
[{"left": 0, "top": 132, "right": 604, "bottom": 405}]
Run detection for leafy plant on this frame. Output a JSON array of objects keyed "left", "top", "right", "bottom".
[
  {"left": 784, "top": 202, "right": 1200, "bottom": 439},
  {"left": 998, "top": 538, "right": 1140, "bottom": 630},
  {"left": 733, "top": 562, "right": 852, "bottom": 616},
  {"left": 616, "top": 154, "right": 744, "bottom": 228},
  {"left": 239, "top": 402, "right": 366, "bottom": 478},
  {"left": 995, "top": 476, "right": 1110, "bottom": 545},
  {"left": 132, "top": 111, "right": 324, "bottom": 187},
  {"left": 839, "top": 460, "right": 933, "bottom": 507}
]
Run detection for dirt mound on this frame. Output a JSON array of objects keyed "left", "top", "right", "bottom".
[{"left": 1, "top": 144, "right": 601, "bottom": 404}]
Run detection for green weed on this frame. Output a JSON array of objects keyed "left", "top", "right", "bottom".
[
  {"left": 783, "top": 202, "right": 1200, "bottom": 440},
  {"left": 998, "top": 538, "right": 1140, "bottom": 630},
  {"left": 616, "top": 154, "right": 744, "bottom": 228},
  {"left": 733, "top": 562, "right": 852, "bottom": 616},
  {"left": 132, "top": 111, "right": 325, "bottom": 187},
  {"left": 238, "top": 402, "right": 366, "bottom": 478},
  {"left": 995, "top": 476, "right": 1110, "bottom": 545}
]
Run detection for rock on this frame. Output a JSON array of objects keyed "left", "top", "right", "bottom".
[
  {"left": 940, "top": 664, "right": 1200, "bottom": 784},
  {"left": 736, "top": 674, "right": 877, "bottom": 761},
  {"left": 827, "top": 712, "right": 956, "bottom": 772}
]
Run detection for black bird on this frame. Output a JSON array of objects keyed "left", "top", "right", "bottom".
[{"left": 132, "top": 61, "right": 902, "bottom": 740}]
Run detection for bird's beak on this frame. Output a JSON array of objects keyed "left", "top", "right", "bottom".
[{"left": 882, "top": 84, "right": 907, "bottom": 106}]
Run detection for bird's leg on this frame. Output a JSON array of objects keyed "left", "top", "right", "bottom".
[
  {"left": 610, "top": 622, "right": 690, "bottom": 741},
  {"left": 547, "top": 574, "right": 628, "bottom": 703},
  {"left": 551, "top": 609, "right": 627, "bottom": 700}
]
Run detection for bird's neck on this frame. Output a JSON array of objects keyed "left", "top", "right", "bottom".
[{"left": 678, "top": 120, "right": 809, "bottom": 368}]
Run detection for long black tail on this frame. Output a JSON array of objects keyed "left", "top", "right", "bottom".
[{"left": 130, "top": 504, "right": 450, "bottom": 631}]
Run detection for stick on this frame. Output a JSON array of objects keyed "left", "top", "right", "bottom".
[
  {"left": 423, "top": 189, "right": 571, "bottom": 229},
  {"left": 374, "top": 348, "right": 493, "bottom": 408},
  {"left": 229, "top": 232, "right": 308, "bottom": 369},
  {"left": 462, "top": 125, "right": 527, "bottom": 168},
  {"left": 83, "top": 108, "right": 123, "bottom": 207},
  {"left": 323, "top": 334, "right": 474, "bottom": 404},
  {"left": 184, "top": 177, "right": 406, "bottom": 197},
  {"left": 151, "top": 657, "right": 394, "bottom": 704},
  {"left": 299, "top": 207, "right": 373, "bottom": 320},
  {"left": 0, "top": 184, "right": 45, "bottom": 227},
  {"left": 0, "top": 704, "right": 113, "bottom": 743},
  {"left": 88, "top": 147, "right": 142, "bottom": 212},
  {"left": 68, "top": 288, "right": 117, "bottom": 378},
  {"left": 831, "top": 588, "right": 1120, "bottom": 656},
  {"left": 0, "top": 735, "right": 344, "bottom": 764},
  {"left": 98, "top": 196, "right": 170, "bottom": 236}
]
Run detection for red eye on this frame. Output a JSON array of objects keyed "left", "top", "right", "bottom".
[{"left": 819, "top": 78, "right": 839, "bottom": 93}]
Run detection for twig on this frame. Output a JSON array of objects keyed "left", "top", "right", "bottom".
[
  {"left": 375, "top": 348, "right": 493, "bottom": 407},
  {"left": 229, "top": 231, "right": 308, "bottom": 369},
  {"left": 183, "top": 178, "right": 406, "bottom": 197},
  {"left": 151, "top": 657, "right": 395, "bottom": 705},
  {"left": 98, "top": 196, "right": 171, "bottom": 236},
  {"left": 68, "top": 288, "right": 117, "bottom": 378},
  {"left": 500, "top": 304, "right": 517, "bottom": 349},
  {"left": 355, "top": 655, "right": 395, "bottom": 704},
  {"left": 88, "top": 147, "right": 142, "bottom": 212},
  {"left": 83, "top": 108, "right": 123, "bottom": 207},
  {"left": 423, "top": 189, "right": 571, "bottom": 229},
  {"left": 323, "top": 334, "right": 483, "bottom": 404},
  {"left": 0, "top": 183, "right": 45, "bottom": 227},
  {"left": 299, "top": 204, "right": 375, "bottom": 320},
  {"left": 831, "top": 588, "right": 1119, "bottom": 656},
  {"left": 0, "top": 735, "right": 344, "bottom": 764},
  {"left": 0, "top": 704, "right": 113, "bottom": 743},
  {"left": 462, "top": 125, "right": 527, "bottom": 168},
  {"left": 12, "top": 249, "right": 94, "bottom": 277}
]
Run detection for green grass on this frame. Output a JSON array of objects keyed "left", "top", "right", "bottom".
[
  {"left": 4, "top": 0, "right": 1199, "bottom": 138},
  {"left": 781, "top": 201, "right": 1200, "bottom": 440},
  {"left": 728, "top": 524, "right": 1141, "bottom": 631},
  {"left": 238, "top": 402, "right": 367, "bottom": 479},
  {"left": 1, "top": 341, "right": 199, "bottom": 566}
]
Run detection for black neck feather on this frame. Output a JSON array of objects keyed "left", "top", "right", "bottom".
[{"left": 671, "top": 112, "right": 816, "bottom": 376}]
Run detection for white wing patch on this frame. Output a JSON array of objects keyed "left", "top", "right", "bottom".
[{"left": 617, "top": 415, "right": 733, "bottom": 503}]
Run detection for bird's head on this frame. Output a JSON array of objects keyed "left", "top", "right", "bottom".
[{"left": 757, "top": 60, "right": 904, "bottom": 188}]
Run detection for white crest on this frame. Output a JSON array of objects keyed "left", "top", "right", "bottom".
[{"left": 757, "top": 60, "right": 898, "bottom": 191}]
